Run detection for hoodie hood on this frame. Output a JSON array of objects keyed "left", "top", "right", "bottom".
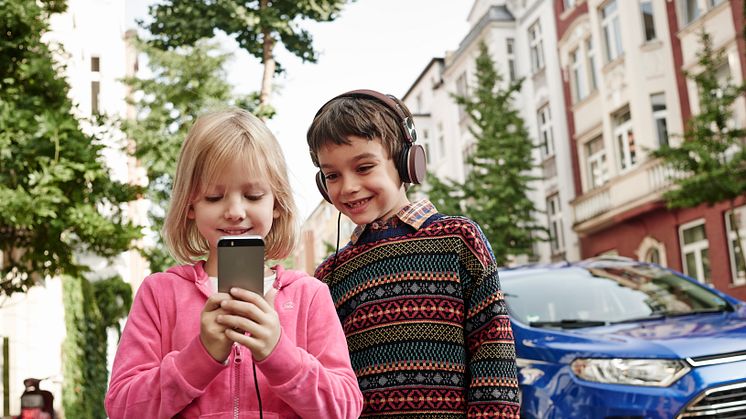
[{"left": 165, "top": 261, "right": 308, "bottom": 292}]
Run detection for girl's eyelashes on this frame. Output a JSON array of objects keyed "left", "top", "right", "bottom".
[{"left": 202, "top": 193, "right": 266, "bottom": 202}]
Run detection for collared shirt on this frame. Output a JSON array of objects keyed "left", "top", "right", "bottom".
[{"left": 350, "top": 199, "right": 438, "bottom": 244}]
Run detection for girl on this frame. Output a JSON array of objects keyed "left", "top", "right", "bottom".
[{"left": 105, "top": 109, "right": 363, "bottom": 418}]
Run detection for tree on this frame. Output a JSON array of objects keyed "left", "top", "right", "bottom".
[
  {"left": 123, "top": 38, "right": 257, "bottom": 273},
  {"left": 142, "top": 0, "right": 349, "bottom": 113},
  {"left": 0, "top": 0, "right": 142, "bottom": 297},
  {"left": 426, "top": 42, "right": 546, "bottom": 266},
  {"left": 653, "top": 30, "right": 746, "bottom": 277}
]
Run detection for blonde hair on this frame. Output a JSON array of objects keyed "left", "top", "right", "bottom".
[{"left": 163, "top": 108, "right": 298, "bottom": 263}]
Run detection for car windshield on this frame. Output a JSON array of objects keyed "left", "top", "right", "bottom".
[{"left": 501, "top": 263, "right": 731, "bottom": 326}]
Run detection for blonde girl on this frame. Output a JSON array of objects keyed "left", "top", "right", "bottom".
[{"left": 105, "top": 108, "right": 362, "bottom": 418}]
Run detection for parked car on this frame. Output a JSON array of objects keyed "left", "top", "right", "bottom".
[{"left": 500, "top": 256, "right": 746, "bottom": 419}]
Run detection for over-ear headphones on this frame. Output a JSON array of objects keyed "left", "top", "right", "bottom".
[{"left": 312, "top": 89, "right": 427, "bottom": 203}]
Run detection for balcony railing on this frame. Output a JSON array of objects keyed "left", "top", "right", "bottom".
[{"left": 572, "top": 158, "right": 683, "bottom": 232}]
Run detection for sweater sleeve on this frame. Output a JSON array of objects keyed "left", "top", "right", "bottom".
[
  {"left": 256, "top": 283, "right": 364, "bottom": 418},
  {"left": 104, "top": 277, "right": 227, "bottom": 419},
  {"left": 460, "top": 221, "right": 522, "bottom": 418}
]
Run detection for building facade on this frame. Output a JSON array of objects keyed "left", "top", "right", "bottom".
[
  {"left": 402, "top": 0, "right": 580, "bottom": 264},
  {"left": 0, "top": 1, "right": 147, "bottom": 415},
  {"left": 558, "top": 0, "right": 746, "bottom": 299}
]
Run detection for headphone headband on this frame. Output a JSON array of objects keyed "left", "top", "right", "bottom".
[{"left": 315, "top": 89, "right": 417, "bottom": 144}]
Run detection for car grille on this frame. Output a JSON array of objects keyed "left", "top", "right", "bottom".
[
  {"left": 687, "top": 350, "right": 746, "bottom": 367},
  {"left": 677, "top": 381, "right": 746, "bottom": 418}
]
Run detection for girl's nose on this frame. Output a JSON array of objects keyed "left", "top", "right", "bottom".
[{"left": 224, "top": 197, "right": 245, "bottom": 220}]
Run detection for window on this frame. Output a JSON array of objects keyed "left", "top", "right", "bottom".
[
  {"left": 614, "top": 108, "right": 636, "bottom": 171},
  {"left": 463, "top": 141, "right": 477, "bottom": 176},
  {"left": 547, "top": 194, "right": 565, "bottom": 254},
  {"left": 455, "top": 73, "right": 468, "bottom": 120},
  {"left": 506, "top": 38, "right": 516, "bottom": 81},
  {"left": 679, "top": 220, "right": 711, "bottom": 284},
  {"left": 637, "top": 236, "right": 667, "bottom": 267},
  {"left": 681, "top": 0, "right": 701, "bottom": 25},
  {"left": 651, "top": 93, "right": 669, "bottom": 147},
  {"left": 601, "top": 0, "right": 623, "bottom": 62},
  {"left": 563, "top": 0, "right": 576, "bottom": 11},
  {"left": 645, "top": 248, "right": 661, "bottom": 264},
  {"left": 571, "top": 48, "right": 588, "bottom": 102},
  {"left": 537, "top": 105, "right": 554, "bottom": 159},
  {"left": 570, "top": 38, "right": 598, "bottom": 103},
  {"left": 640, "top": 0, "right": 657, "bottom": 42},
  {"left": 91, "top": 56, "right": 100, "bottom": 72},
  {"left": 422, "top": 129, "right": 431, "bottom": 163},
  {"left": 725, "top": 206, "right": 746, "bottom": 285},
  {"left": 528, "top": 20, "right": 545, "bottom": 73},
  {"left": 91, "top": 81, "right": 100, "bottom": 115},
  {"left": 586, "top": 136, "right": 608, "bottom": 189},
  {"left": 437, "top": 122, "right": 445, "bottom": 159},
  {"left": 586, "top": 38, "right": 598, "bottom": 91}
]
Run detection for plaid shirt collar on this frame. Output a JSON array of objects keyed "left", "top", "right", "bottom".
[{"left": 350, "top": 199, "right": 437, "bottom": 244}]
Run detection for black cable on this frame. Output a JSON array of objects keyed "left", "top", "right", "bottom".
[
  {"left": 331, "top": 211, "right": 342, "bottom": 283},
  {"left": 252, "top": 360, "right": 263, "bottom": 419}
]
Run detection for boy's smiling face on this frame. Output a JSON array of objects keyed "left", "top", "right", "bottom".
[{"left": 317, "top": 135, "right": 410, "bottom": 226}]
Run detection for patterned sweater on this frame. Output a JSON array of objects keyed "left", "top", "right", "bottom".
[{"left": 315, "top": 201, "right": 521, "bottom": 418}]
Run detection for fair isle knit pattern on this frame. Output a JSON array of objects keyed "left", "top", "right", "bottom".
[{"left": 315, "top": 213, "right": 521, "bottom": 418}]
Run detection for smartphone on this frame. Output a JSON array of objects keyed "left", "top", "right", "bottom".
[{"left": 217, "top": 235, "right": 265, "bottom": 295}]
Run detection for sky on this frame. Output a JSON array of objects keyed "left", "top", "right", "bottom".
[{"left": 126, "top": 0, "right": 474, "bottom": 220}]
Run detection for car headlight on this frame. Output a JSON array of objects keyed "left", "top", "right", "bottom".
[{"left": 570, "top": 358, "right": 690, "bottom": 387}]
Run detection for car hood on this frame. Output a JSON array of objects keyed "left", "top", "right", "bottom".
[{"left": 516, "top": 311, "right": 746, "bottom": 362}]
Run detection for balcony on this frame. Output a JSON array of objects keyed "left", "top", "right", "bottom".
[{"left": 572, "top": 158, "right": 682, "bottom": 234}]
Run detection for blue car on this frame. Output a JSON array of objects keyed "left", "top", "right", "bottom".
[{"left": 500, "top": 257, "right": 746, "bottom": 418}]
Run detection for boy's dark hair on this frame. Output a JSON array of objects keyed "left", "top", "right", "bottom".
[{"left": 306, "top": 94, "right": 414, "bottom": 167}]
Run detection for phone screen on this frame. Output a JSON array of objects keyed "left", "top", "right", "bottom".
[{"left": 217, "top": 235, "right": 265, "bottom": 295}]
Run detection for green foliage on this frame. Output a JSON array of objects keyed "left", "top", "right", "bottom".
[
  {"left": 143, "top": 0, "right": 348, "bottom": 74},
  {"left": 0, "top": 1, "right": 142, "bottom": 295},
  {"left": 123, "top": 38, "right": 260, "bottom": 272},
  {"left": 62, "top": 276, "right": 108, "bottom": 419},
  {"left": 92, "top": 277, "right": 133, "bottom": 339},
  {"left": 429, "top": 42, "right": 546, "bottom": 265},
  {"left": 424, "top": 172, "right": 463, "bottom": 216},
  {"left": 653, "top": 29, "right": 746, "bottom": 278},
  {"left": 653, "top": 30, "right": 746, "bottom": 208}
]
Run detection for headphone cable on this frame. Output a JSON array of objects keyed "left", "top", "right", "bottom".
[
  {"left": 252, "top": 360, "right": 263, "bottom": 418},
  {"left": 331, "top": 211, "right": 342, "bottom": 283}
]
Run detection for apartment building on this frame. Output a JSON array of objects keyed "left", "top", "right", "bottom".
[
  {"left": 0, "top": 1, "right": 146, "bottom": 415},
  {"left": 293, "top": 200, "right": 355, "bottom": 275},
  {"left": 558, "top": 0, "right": 746, "bottom": 299},
  {"left": 402, "top": 0, "right": 579, "bottom": 264}
]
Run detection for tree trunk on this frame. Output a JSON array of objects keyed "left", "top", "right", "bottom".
[{"left": 259, "top": 0, "right": 275, "bottom": 119}]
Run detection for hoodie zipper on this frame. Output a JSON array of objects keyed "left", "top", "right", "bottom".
[{"left": 232, "top": 343, "right": 241, "bottom": 419}]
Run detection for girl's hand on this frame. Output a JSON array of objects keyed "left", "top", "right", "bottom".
[
  {"left": 219, "top": 288, "right": 281, "bottom": 361},
  {"left": 200, "top": 292, "right": 234, "bottom": 363}
]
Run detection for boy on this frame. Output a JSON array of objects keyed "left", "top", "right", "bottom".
[{"left": 306, "top": 89, "right": 521, "bottom": 418}]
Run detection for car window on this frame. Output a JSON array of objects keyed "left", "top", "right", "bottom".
[{"left": 501, "top": 264, "right": 730, "bottom": 325}]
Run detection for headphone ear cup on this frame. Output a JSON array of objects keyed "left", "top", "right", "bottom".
[
  {"left": 316, "top": 171, "right": 332, "bottom": 203},
  {"left": 398, "top": 144, "right": 427, "bottom": 185},
  {"left": 397, "top": 145, "right": 412, "bottom": 184}
]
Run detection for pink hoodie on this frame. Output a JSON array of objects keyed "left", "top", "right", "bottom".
[{"left": 105, "top": 262, "right": 363, "bottom": 418}]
